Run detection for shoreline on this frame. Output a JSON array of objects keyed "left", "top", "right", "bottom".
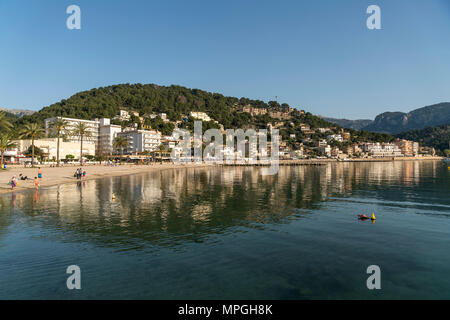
[
  {"left": 0, "top": 163, "right": 212, "bottom": 195},
  {"left": 0, "top": 157, "right": 444, "bottom": 195}
]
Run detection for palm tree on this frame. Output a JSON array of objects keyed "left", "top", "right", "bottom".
[
  {"left": 49, "top": 118, "right": 68, "bottom": 167},
  {"left": 0, "top": 134, "right": 17, "bottom": 167},
  {"left": 0, "top": 112, "right": 13, "bottom": 133},
  {"left": 158, "top": 144, "right": 166, "bottom": 163},
  {"left": 142, "top": 150, "right": 150, "bottom": 164},
  {"left": 113, "top": 136, "right": 128, "bottom": 164},
  {"left": 71, "top": 122, "right": 93, "bottom": 166},
  {"left": 19, "top": 123, "right": 44, "bottom": 167}
]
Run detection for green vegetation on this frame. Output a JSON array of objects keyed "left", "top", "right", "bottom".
[
  {"left": 18, "top": 123, "right": 44, "bottom": 167},
  {"left": 23, "top": 146, "right": 45, "bottom": 161},
  {"left": 7, "top": 83, "right": 395, "bottom": 144},
  {"left": 0, "top": 134, "right": 17, "bottom": 166},
  {"left": 49, "top": 118, "right": 69, "bottom": 166},
  {"left": 0, "top": 111, "right": 14, "bottom": 132},
  {"left": 71, "top": 122, "right": 93, "bottom": 165},
  {"left": 113, "top": 136, "right": 128, "bottom": 162}
]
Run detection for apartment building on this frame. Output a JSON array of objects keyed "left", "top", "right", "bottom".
[
  {"left": 395, "top": 139, "right": 419, "bottom": 157},
  {"left": 98, "top": 118, "right": 122, "bottom": 155},
  {"left": 327, "top": 134, "right": 344, "bottom": 142},
  {"left": 116, "top": 129, "right": 161, "bottom": 154},
  {"left": 241, "top": 106, "right": 268, "bottom": 116},
  {"left": 269, "top": 110, "right": 291, "bottom": 120},
  {"left": 362, "top": 143, "right": 402, "bottom": 157},
  {"left": 319, "top": 145, "right": 332, "bottom": 157},
  {"left": 44, "top": 117, "right": 99, "bottom": 145}
]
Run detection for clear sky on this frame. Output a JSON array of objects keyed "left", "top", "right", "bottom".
[{"left": 1, "top": 0, "right": 449, "bottom": 119}]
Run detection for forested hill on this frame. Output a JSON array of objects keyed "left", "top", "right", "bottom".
[
  {"left": 9, "top": 83, "right": 396, "bottom": 143},
  {"left": 14, "top": 83, "right": 330, "bottom": 129}
]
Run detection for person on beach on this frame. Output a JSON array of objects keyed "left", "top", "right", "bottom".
[
  {"left": 10, "top": 176, "right": 17, "bottom": 190},
  {"left": 82, "top": 170, "right": 86, "bottom": 179},
  {"left": 37, "top": 167, "right": 43, "bottom": 180},
  {"left": 19, "top": 174, "right": 30, "bottom": 180},
  {"left": 34, "top": 177, "right": 39, "bottom": 190}
]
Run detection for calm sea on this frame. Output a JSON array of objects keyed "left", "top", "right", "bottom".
[{"left": 0, "top": 161, "right": 449, "bottom": 299}]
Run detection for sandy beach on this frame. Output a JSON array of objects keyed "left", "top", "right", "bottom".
[{"left": 0, "top": 163, "right": 210, "bottom": 194}]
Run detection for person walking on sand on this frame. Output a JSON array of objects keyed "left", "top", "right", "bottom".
[
  {"left": 37, "top": 167, "right": 43, "bottom": 180},
  {"left": 34, "top": 177, "right": 39, "bottom": 190},
  {"left": 82, "top": 170, "right": 86, "bottom": 179}
]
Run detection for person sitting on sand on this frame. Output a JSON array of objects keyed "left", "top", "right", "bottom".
[{"left": 19, "top": 174, "right": 30, "bottom": 180}]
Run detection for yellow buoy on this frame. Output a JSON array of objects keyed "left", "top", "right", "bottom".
[{"left": 371, "top": 213, "right": 376, "bottom": 220}]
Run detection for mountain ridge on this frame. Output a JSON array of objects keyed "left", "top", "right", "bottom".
[
  {"left": 325, "top": 102, "right": 450, "bottom": 134},
  {"left": 0, "top": 107, "right": 35, "bottom": 118}
]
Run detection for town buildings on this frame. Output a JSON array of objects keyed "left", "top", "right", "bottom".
[
  {"left": 8, "top": 138, "right": 96, "bottom": 162},
  {"left": 44, "top": 117, "right": 99, "bottom": 145},
  {"left": 98, "top": 118, "right": 122, "bottom": 156},
  {"left": 116, "top": 129, "right": 161, "bottom": 154},
  {"left": 361, "top": 143, "right": 403, "bottom": 157},
  {"left": 395, "top": 139, "right": 419, "bottom": 157}
]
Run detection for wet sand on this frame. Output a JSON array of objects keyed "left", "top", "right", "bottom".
[{"left": 0, "top": 163, "right": 210, "bottom": 194}]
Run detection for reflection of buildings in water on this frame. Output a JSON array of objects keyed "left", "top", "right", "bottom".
[
  {"left": 191, "top": 204, "right": 212, "bottom": 222},
  {"left": 140, "top": 175, "right": 163, "bottom": 203},
  {"left": 0, "top": 161, "right": 443, "bottom": 246}
]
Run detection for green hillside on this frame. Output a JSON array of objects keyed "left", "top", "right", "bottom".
[{"left": 10, "top": 83, "right": 394, "bottom": 144}]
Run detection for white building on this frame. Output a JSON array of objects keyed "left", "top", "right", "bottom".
[
  {"left": 190, "top": 111, "right": 211, "bottom": 122},
  {"left": 98, "top": 118, "right": 123, "bottom": 155},
  {"left": 44, "top": 117, "right": 99, "bottom": 145},
  {"left": 319, "top": 145, "right": 331, "bottom": 157},
  {"left": 362, "top": 143, "right": 402, "bottom": 157},
  {"left": 327, "top": 134, "right": 343, "bottom": 142},
  {"left": 317, "top": 139, "right": 328, "bottom": 148},
  {"left": 116, "top": 129, "right": 161, "bottom": 154},
  {"left": 11, "top": 138, "right": 95, "bottom": 161}
]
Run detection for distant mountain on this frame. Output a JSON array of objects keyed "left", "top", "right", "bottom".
[
  {"left": 324, "top": 103, "right": 450, "bottom": 135},
  {"left": 322, "top": 117, "right": 373, "bottom": 130},
  {"left": 362, "top": 103, "right": 450, "bottom": 134},
  {"left": 0, "top": 107, "right": 35, "bottom": 118},
  {"left": 396, "top": 125, "right": 450, "bottom": 154}
]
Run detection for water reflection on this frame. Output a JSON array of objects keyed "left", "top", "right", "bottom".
[{"left": 0, "top": 161, "right": 448, "bottom": 250}]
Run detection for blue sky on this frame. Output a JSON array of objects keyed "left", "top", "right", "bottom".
[{"left": 0, "top": 0, "right": 449, "bottom": 119}]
